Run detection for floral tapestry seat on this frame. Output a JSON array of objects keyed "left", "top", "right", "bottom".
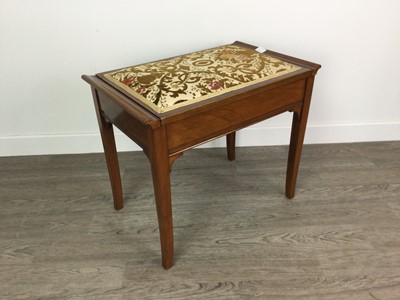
[{"left": 100, "top": 44, "right": 301, "bottom": 114}]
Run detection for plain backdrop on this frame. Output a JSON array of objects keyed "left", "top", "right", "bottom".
[{"left": 1, "top": 0, "right": 399, "bottom": 156}]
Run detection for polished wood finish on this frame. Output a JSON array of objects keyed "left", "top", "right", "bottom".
[
  {"left": 82, "top": 41, "right": 320, "bottom": 268},
  {"left": 92, "top": 87, "right": 123, "bottom": 210},
  {"left": 164, "top": 79, "right": 307, "bottom": 155},
  {"left": 286, "top": 76, "right": 316, "bottom": 199},
  {"left": 1, "top": 142, "right": 400, "bottom": 298},
  {"left": 226, "top": 132, "right": 236, "bottom": 161},
  {"left": 147, "top": 126, "right": 174, "bottom": 269}
]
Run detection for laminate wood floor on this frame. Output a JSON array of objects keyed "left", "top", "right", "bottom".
[{"left": 1, "top": 141, "right": 399, "bottom": 300}]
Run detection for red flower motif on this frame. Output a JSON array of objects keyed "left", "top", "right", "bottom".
[
  {"left": 220, "top": 49, "right": 234, "bottom": 55},
  {"left": 209, "top": 81, "right": 223, "bottom": 90},
  {"left": 121, "top": 76, "right": 135, "bottom": 86},
  {"left": 136, "top": 87, "right": 147, "bottom": 94}
]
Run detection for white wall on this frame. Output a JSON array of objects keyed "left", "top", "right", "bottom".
[{"left": 1, "top": 0, "right": 399, "bottom": 156}]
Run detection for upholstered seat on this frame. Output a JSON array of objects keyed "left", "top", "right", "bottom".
[{"left": 102, "top": 45, "right": 300, "bottom": 113}]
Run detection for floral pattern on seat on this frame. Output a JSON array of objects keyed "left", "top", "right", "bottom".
[{"left": 103, "top": 45, "right": 300, "bottom": 113}]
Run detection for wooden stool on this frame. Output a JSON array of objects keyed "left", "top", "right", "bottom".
[{"left": 82, "top": 41, "right": 320, "bottom": 269}]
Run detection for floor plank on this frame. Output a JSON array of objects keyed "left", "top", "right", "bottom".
[{"left": 0, "top": 141, "right": 399, "bottom": 299}]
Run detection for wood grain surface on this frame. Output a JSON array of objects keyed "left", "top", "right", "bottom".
[{"left": 1, "top": 141, "right": 399, "bottom": 299}]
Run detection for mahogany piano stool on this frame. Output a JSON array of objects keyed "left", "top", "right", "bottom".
[{"left": 82, "top": 41, "right": 321, "bottom": 269}]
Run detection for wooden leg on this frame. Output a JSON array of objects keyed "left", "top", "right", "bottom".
[
  {"left": 92, "top": 89, "right": 124, "bottom": 210},
  {"left": 226, "top": 131, "right": 236, "bottom": 161},
  {"left": 285, "top": 76, "right": 315, "bottom": 199},
  {"left": 285, "top": 110, "right": 304, "bottom": 199},
  {"left": 148, "top": 126, "right": 174, "bottom": 269}
]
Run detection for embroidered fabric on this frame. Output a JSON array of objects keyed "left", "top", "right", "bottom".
[{"left": 103, "top": 45, "right": 300, "bottom": 113}]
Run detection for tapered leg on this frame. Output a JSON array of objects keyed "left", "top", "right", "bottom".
[
  {"left": 92, "top": 89, "right": 124, "bottom": 210},
  {"left": 148, "top": 126, "right": 174, "bottom": 269},
  {"left": 226, "top": 131, "right": 236, "bottom": 161},
  {"left": 286, "top": 76, "right": 316, "bottom": 199}
]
